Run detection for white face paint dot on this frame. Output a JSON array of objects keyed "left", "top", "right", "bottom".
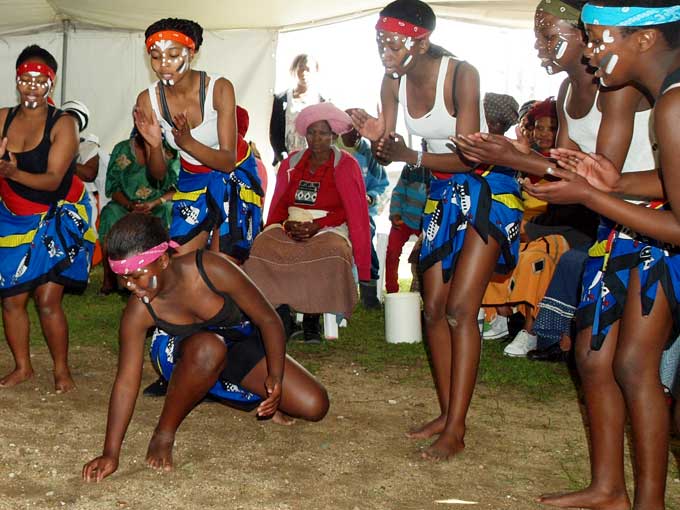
[{"left": 600, "top": 44, "right": 606, "bottom": 51}]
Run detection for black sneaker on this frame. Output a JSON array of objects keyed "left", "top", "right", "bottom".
[
  {"left": 143, "top": 377, "right": 167, "bottom": 397},
  {"left": 359, "top": 280, "right": 381, "bottom": 310},
  {"left": 275, "top": 304, "right": 295, "bottom": 339},
  {"left": 302, "top": 314, "right": 322, "bottom": 344}
]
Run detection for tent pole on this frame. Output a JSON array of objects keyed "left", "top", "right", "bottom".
[{"left": 60, "top": 19, "right": 71, "bottom": 103}]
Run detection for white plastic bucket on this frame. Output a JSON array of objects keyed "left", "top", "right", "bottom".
[{"left": 384, "top": 292, "right": 422, "bottom": 344}]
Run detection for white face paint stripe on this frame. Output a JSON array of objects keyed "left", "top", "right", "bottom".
[
  {"left": 602, "top": 29, "right": 615, "bottom": 43},
  {"left": 604, "top": 53, "right": 619, "bottom": 75},
  {"left": 555, "top": 39, "right": 568, "bottom": 60},
  {"left": 404, "top": 36, "right": 414, "bottom": 50},
  {"left": 152, "top": 40, "right": 173, "bottom": 52},
  {"left": 402, "top": 55, "right": 413, "bottom": 67}
]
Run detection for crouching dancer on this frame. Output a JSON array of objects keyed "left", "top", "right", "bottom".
[{"left": 83, "top": 213, "right": 328, "bottom": 481}]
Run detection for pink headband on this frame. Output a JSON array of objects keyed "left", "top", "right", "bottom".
[{"left": 109, "top": 241, "right": 179, "bottom": 275}]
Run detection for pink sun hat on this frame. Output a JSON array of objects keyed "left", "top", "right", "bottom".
[{"left": 295, "top": 102, "right": 353, "bottom": 137}]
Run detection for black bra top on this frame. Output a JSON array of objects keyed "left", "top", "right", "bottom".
[
  {"left": 143, "top": 249, "right": 243, "bottom": 337},
  {"left": 1, "top": 105, "right": 76, "bottom": 204},
  {"left": 661, "top": 68, "right": 680, "bottom": 95}
]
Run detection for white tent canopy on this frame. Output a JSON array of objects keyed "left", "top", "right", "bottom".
[
  {"left": 0, "top": 1, "right": 539, "bottom": 163},
  {"left": 0, "top": 1, "right": 537, "bottom": 34}
]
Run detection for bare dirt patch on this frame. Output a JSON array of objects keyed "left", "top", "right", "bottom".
[{"left": 1, "top": 344, "right": 679, "bottom": 510}]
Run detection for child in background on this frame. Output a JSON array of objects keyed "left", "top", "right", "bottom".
[{"left": 385, "top": 161, "right": 429, "bottom": 293}]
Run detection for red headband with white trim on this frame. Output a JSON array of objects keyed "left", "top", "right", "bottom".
[
  {"left": 375, "top": 16, "right": 431, "bottom": 39},
  {"left": 16, "top": 62, "right": 56, "bottom": 82}
]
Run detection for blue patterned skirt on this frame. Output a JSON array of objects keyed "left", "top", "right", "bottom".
[
  {"left": 170, "top": 154, "right": 263, "bottom": 261},
  {"left": 0, "top": 190, "right": 95, "bottom": 297},
  {"left": 149, "top": 321, "right": 263, "bottom": 404},
  {"left": 419, "top": 167, "right": 523, "bottom": 282},
  {"left": 576, "top": 212, "right": 680, "bottom": 350}
]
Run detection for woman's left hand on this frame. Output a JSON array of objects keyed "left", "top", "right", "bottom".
[
  {"left": 132, "top": 200, "right": 156, "bottom": 214},
  {"left": 285, "top": 221, "right": 321, "bottom": 241},
  {"left": 257, "top": 375, "right": 282, "bottom": 417},
  {"left": 376, "top": 132, "right": 411, "bottom": 163},
  {"left": 0, "top": 138, "right": 18, "bottom": 179},
  {"left": 522, "top": 167, "right": 592, "bottom": 205},
  {"left": 171, "top": 112, "right": 193, "bottom": 149}
]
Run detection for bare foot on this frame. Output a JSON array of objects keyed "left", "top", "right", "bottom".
[
  {"left": 271, "top": 411, "right": 296, "bottom": 426},
  {"left": 421, "top": 433, "right": 465, "bottom": 461},
  {"left": 54, "top": 369, "right": 76, "bottom": 394},
  {"left": 406, "top": 414, "right": 446, "bottom": 439},
  {"left": 0, "top": 367, "right": 34, "bottom": 388},
  {"left": 538, "top": 487, "right": 631, "bottom": 509},
  {"left": 146, "top": 429, "right": 175, "bottom": 471}
]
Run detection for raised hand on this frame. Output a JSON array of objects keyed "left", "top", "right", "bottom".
[
  {"left": 257, "top": 375, "right": 282, "bottom": 417},
  {"left": 133, "top": 107, "right": 162, "bottom": 148},
  {"left": 82, "top": 455, "right": 119, "bottom": 483},
  {"left": 171, "top": 112, "right": 193, "bottom": 150},
  {"left": 550, "top": 148, "right": 620, "bottom": 193},
  {"left": 376, "top": 132, "right": 411, "bottom": 163},
  {"left": 350, "top": 106, "right": 385, "bottom": 142},
  {"left": 0, "top": 155, "right": 18, "bottom": 180}
]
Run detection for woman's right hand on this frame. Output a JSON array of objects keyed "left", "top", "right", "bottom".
[
  {"left": 133, "top": 107, "right": 162, "bottom": 149},
  {"left": 350, "top": 108, "right": 385, "bottom": 142},
  {"left": 550, "top": 148, "right": 620, "bottom": 193},
  {"left": 284, "top": 221, "right": 319, "bottom": 241},
  {"left": 82, "top": 455, "right": 119, "bottom": 482},
  {"left": 452, "top": 133, "right": 519, "bottom": 166}
]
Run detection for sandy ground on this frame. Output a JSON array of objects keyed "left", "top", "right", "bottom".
[{"left": 1, "top": 345, "right": 679, "bottom": 510}]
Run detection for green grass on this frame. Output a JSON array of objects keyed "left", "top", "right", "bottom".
[
  {"left": 287, "top": 278, "right": 575, "bottom": 402},
  {"left": 13, "top": 268, "right": 575, "bottom": 401}
]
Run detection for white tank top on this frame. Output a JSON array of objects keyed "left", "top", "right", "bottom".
[
  {"left": 564, "top": 83, "right": 656, "bottom": 174},
  {"left": 621, "top": 108, "right": 656, "bottom": 173},
  {"left": 148, "top": 73, "right": 220, "bottom": 166},
  {"left": 563, "top": 83, "right": 601, "bottom": 155},
  {"left": 399, "top": 56, "right": 486, "bottom": 154}
]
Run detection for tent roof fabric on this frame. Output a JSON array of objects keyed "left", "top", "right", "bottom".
[{"left": 0, "top": 1, "right": 538, "bottom": 34}]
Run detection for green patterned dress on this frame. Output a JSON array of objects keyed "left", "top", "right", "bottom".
[{"left": 98, "top": 139, "right": 179, "bottom": 243}]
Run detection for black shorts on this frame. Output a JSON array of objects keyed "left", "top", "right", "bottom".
[
  {"left": 175, "top": 326, "right": 266, "bottom": 385},
  {"left": 221, "top": 328, "right": 266, "bottom": 384}
]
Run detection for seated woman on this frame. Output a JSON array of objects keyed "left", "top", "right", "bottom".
[
  {"left": 98, "top": 128, "right": 179, "bottom": 294},
  {"left": 244, "top": 102, "right": 370, "bottom": 343},
  {"left": 82, "top": 213, "right": 328, "bottom": 481}
]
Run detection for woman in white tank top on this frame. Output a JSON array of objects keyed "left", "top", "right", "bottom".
[
  {"left": 132, "top": 18, "right": 243, "bottom": 257},
  {"left": 458, "top": 3, "right": 665, "bottom": 508},
  {"left": 353, "top": 0, "right": 525, "bottom": 462},
  {"left": 522, "top": 5, "right": 680, "bottom": 509}
]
